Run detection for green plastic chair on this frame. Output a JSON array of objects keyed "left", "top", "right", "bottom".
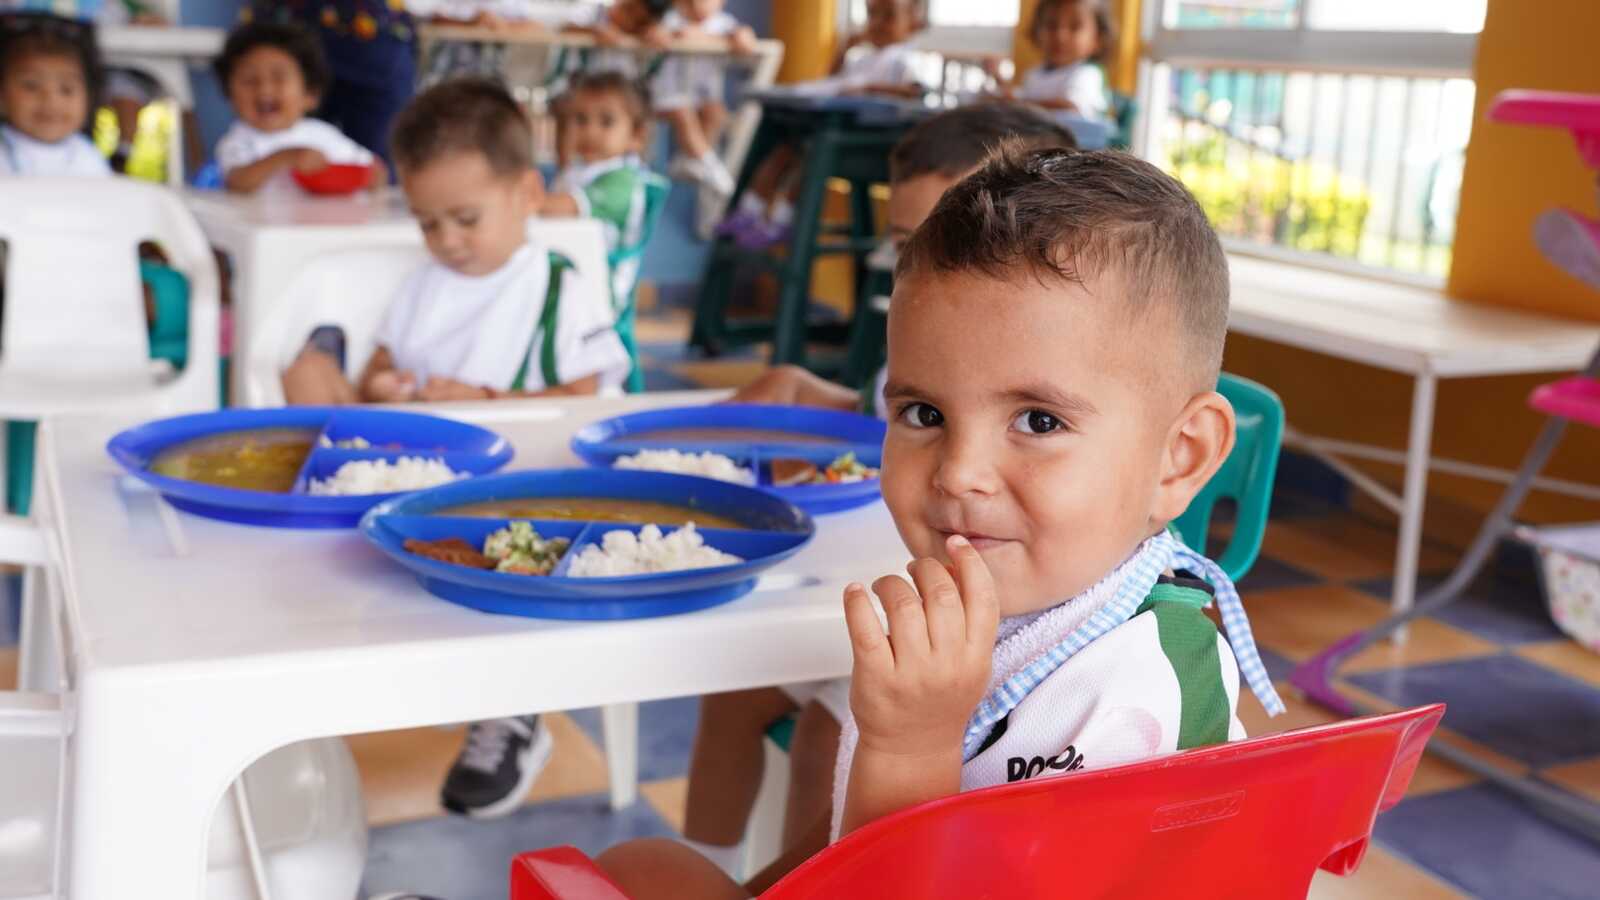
[
  {"left": 609, "top": 172, "right": 672, "bottom": 393},
  {"left": 1171, "top": 372, "right": 1285, "bottom": 583}
]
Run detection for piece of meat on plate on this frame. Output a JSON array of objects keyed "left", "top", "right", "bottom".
[{"left": 404, "top": 537, "right": 496, "bottom": 569}]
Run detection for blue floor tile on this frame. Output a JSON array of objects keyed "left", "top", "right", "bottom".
[
  {"left": 1257, "top": 644, "right": 1297, "bottom": 683},
  {"left": 1374, "top": 784, "right": 1600, "bottom": 900},
  {"left": 1353, "top": 572, "right": 1563, "bottom": 646},
  {"left": 361, "top": 792, "right": 677, "bottom": 900},
  {"left": 1348, "top": 654, "right": 1600, "bottom": 768},
  {"left": 571, "top": 696, "right": 701, "bottom": 782}
]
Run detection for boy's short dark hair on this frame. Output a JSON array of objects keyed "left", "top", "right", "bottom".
[
  {"left": 889, "top": 102, "right": 1077, "bottom": 184},
  {"left": 1030, "top": 0, "right": 1117, "bottom": 67},
  {"left": 390, "top": 78, "right": 532, "bottom": 176},
  {"left": 214, "top": 22, "right": 331, "bottom": 96},
  {"left": 561, "top": 70, "right": 652, "bottom": 126},
  {"left": 0, "top": 13, "right": 102, "bottom": 109},
  {"left": 898, "top": 147, "right": 1229, "bottom": 385}
]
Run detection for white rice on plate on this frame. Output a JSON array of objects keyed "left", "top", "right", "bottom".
[
  {"left": 566, "top": 523, "right": 742, "bottom": 577},
  {"left": 613, "top": 449, "right": 755, "bottom": 486},
  {"left": 307, "top": 457, "right": 464, "bottom": 496}
]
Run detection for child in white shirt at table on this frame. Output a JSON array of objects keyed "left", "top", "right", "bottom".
[
  {"left": 715, "top": 0, "right": 927, "bottom": 249},
  {"left": 281, "top": 77, "right": 630, "bottom": 410},
  {"left": 0, "top": 11, "right": 107, "bottom": 175},
  {"left": 651, "top": 0, "right": 756, "bottom": 198},
  {"left": 1008, "top": 0, "right": 1114, "bottom": 123},
  {"left": 212, "top": 21, "right": 382, "bottom": 194}
]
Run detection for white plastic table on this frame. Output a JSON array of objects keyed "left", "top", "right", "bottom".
[
  {"left": 1226, "top": 254, "right": 1600, "bottom": 619},
  {"left": 182, "top": 189, "right": 607, "bottom": 405},
  {"left": 37, "top": 391, "right": 902, "bottom": 900}
]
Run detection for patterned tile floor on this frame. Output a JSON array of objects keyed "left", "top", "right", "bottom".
[{"left": 5, "top": 307, "right": 1600, "bottom": 898}]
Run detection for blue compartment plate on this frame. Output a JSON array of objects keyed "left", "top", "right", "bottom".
[
  {"left": 106, "top": 407, "right": 514, "bottom": 528},
  {"left": 570, "top": 404, "right": 886, "bottom": 515},
  {"left": 360, "top": 469, "right": 816, "bottom": 620}
]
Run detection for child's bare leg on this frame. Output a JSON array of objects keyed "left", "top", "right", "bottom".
[
  {"left": 744, "top": 144, "right": 797, "bottom": 209},
  {"left": 698, "top": 101, "right": 728, "bottom": 149},
  {"left": 685, "top": 688, "right": 799, "bottom": 848},
  {"left": 597, "top": 838, "right": 750, "bottom": 900},
  {"left": 281, "top": 349, "right": 358, "bottom": 406},
  {"left": 665, "top": 107, "right": 712, "bottom": 160},
  {"left": 781, "top": 700, "right": 841, "bottom": 848}
]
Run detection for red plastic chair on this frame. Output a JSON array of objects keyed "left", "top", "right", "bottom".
[{"left": 510, "top": 705, "right": 1444, "bottom": 900}]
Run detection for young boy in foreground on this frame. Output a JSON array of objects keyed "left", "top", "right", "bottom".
[
  {"left": 597, "top": 147, "right": 1285, "bottom": 896},
  {"left": 676, "top": 102, "right": 1079, "bottom": 881}
]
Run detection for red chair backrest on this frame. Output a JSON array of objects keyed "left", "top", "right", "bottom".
[
  {"left": 762, "top": 704, "right": 1443, "bottom": 900},
  {"left": 511, "top": 705, "right": 1443, "bottom": 900}
]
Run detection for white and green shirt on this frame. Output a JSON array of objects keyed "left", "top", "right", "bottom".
[{"left": 553, "top": 154, "right": 659, "bottom": 316}]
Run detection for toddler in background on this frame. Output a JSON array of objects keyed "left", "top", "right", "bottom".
[
  {"left": 560, "top": 0, "right": 670, "bottom": 59},
  {"left": 542, "top": 70, "right": 666, "bottom": 389},
  {"left": 652, "top": 0, "right": 757, "bottom": 198},
  {"left": 212, "top": 22, "right": 381, "bottom": 194},
  {"left": 716, "top": 0, "right": 927, "bottom": 249},
  {"left": 0, "top": 10, "right": 105, "bottom": 175},
  {"left": 281, "top": 77, "right": 630, "bottom": 412},
  {"left": 1011, "top": 0, "right": 1114, "bottom": 123}
]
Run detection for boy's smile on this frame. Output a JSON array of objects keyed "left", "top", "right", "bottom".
[
  {"left": 227, "top": 45, "right": 318, "bottom": 134},
  {"left": 881, "top": 267, "right": 1186, "bottom": 616}
]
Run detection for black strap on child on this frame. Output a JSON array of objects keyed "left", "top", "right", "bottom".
[{"left": 509, "top": 252, "right": 572, "bottom": 393}]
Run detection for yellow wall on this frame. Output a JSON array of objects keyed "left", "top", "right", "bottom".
[
  {"left": 770, "top": 2, "right": 836, "bottom": 84},
  {"left": 1222, "top": 0, "right": 1600, "bottom": 530}
]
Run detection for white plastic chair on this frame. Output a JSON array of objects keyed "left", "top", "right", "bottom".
[
  {"left": 0, "top": 177, "right": 220, "bottom": 419},
  {"left": 0, "top": 511, "right": 367, "bottom": 900},
  {"left": 239, "top": 226, "right": 640, "bottom": 811}
]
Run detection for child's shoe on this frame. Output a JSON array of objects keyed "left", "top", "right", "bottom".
[
  {"left": 669, "top": 151, "right": 736, "bottom": 197},
  {"left": 715, "top": 208, "right": 765, "bottom": 240},
  {"left": 440, "top": 714, "right": 554, "bottom": 819},
  {"left": 736, "top": 218, "right": 792, "bottom": 251}
]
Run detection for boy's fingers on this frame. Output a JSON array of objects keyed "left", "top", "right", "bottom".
[
  {"left": 842, "top": 582, "right": 892, "bottom": 675},
  {"left": 946, "top": 535, "right": 1000, "bottom": 646},
  {"left": 872, "top": 574, "right": 930, "bottom": 664},
  {"left": 907, "top": 557, "right": 965, "bottom": 654}
]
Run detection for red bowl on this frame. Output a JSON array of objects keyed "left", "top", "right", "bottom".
[{"left": 292, "top": 163, "right": 374, "bottom": 195}]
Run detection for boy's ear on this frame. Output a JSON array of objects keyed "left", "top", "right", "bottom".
[
  {"left": 301, "top": 91, "right": 322, "bottom": 114},
  {"left": 1151, "top": 389, "right": 1236, "bottom": 528}
]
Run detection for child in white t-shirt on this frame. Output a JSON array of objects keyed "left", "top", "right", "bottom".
[
  {"left": 211, "top": 21, "right": 381, "bottom": 194},
  {"left": 715, "top": 0, "right": 926, "bottom": 250},
  {"left": 652, "top": 0, "right": 756, "bottom": 198},
  {"left": 281, "top": 77, "right": 630, "bottom": 408},
  {"left": 0, "top": 11, "right": 107, "bottom": 176},
  {"left": 1010, "top": 0, "right": 1114, "bottom": 123}
]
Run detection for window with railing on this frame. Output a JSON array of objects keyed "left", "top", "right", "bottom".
[{"left": 1140, "top": 0, "right": 1485, "bottom": 279}]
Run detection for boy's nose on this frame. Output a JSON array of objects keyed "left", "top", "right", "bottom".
[{"left": 931, "top": 431, "right": 1002, "bottom": 498}]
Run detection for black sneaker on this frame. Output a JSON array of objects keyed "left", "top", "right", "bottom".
[{"left": 440, "top": 714, "right": 553, "bottom": 819}]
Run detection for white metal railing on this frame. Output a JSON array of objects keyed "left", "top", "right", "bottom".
[{"left": 1137, "top": 2, "right": 1479, "bottom": 280}]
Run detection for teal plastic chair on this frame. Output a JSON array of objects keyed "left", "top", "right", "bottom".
[
  {"left": 609, "top": 172, "right": 672, "bottom": 393},
  {"left": 1109, "top": 91, "right": 1138, "bottom": 151},
  {"left": 1171, "top": 372, "right": 1285, "bottom": 583}
]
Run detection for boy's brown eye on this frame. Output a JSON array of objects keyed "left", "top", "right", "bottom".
[
  {"left": 1012, "top": 410, "right": 1063, "bottom": 435},
  {"left": 898, "top": 402, "right": 943, "bottom": 429}
]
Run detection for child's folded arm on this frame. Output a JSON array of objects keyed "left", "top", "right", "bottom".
[{"left": 222, "top": 147, "right": 326, "bottom": 193}]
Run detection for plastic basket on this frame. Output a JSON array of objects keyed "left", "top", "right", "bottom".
[{"left": 1516, "top": 522, "right": 1600, "bottom": 654}]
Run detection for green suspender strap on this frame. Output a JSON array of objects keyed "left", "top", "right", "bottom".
[
  {"left": 509, "top": 253, "right": 572, "bottom": 393},
  {"left": 1136, "top": 582, "right": 1233, "bottom": 751}
]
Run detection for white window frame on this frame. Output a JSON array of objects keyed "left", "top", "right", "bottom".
[{"left": 1135, "top": 0, "right": 1479, "bottom": 283}]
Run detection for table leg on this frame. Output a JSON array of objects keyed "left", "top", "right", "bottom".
[
  {"left": 69, "top": 679, "right": 239, "bottom": 900},
  {"left": 602, "top": 702, "right": 639, "bottom": 811},
  {"left": 1390, "top": 371, "right": 1438, "bottom": 641},
  {"left": 16, "top": 568, "right": 59, "bottom": 693}
]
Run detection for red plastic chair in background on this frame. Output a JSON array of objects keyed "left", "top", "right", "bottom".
[{"left": 510, "top": 704, "right": 1444, "bottom": 900}]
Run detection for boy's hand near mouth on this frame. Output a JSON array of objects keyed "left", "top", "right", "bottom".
[{"left": 840, "top": 534, "right": 999, "bottom": 836}]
